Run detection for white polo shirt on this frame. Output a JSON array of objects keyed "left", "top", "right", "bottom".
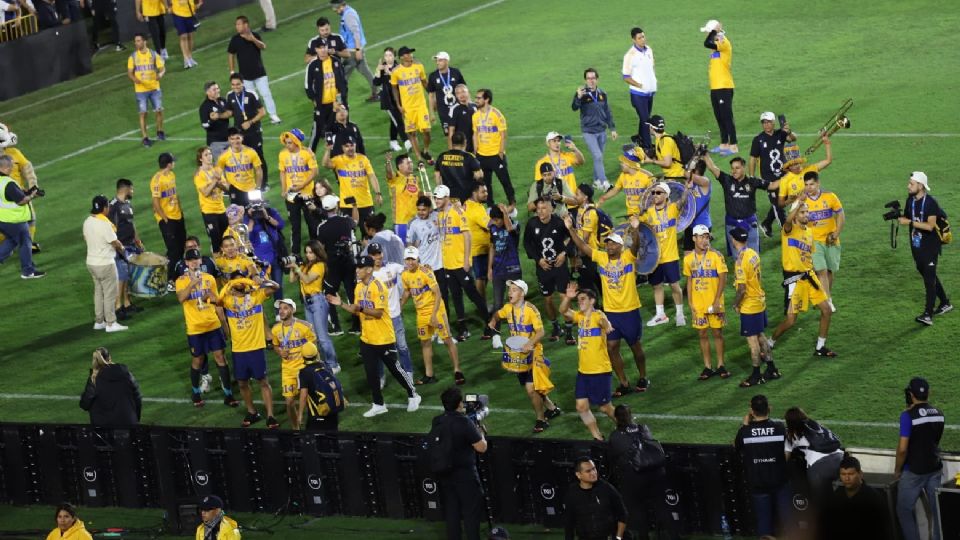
[
  {"left": 83, "top": 215, "right": 118, "bottom": 266},
  {"left": 622, "top": 45, "right": 657, "bottom": 96},
  {"left": 373, "top": 262, "right": 405, "bottom": 318}
]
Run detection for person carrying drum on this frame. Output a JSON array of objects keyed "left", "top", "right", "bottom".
[{"left": 640, "top": 182, "right": 689, "bottom": 328}]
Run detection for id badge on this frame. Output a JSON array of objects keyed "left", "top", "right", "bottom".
[{"left": 912, "top": 231, "right": 922, "bottom": 248}]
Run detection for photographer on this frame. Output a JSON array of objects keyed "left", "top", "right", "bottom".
[
  {"left": 895, "top": 377, "right": 945, "bottom": 540},
  {"left": 897, "top": 172, "right": 952, "bottom": 325},
  {"left": 0, "top": 154, "right": 44, "bottom": 279},
  {"left": 433, "top": 386, "right": 488, "bottom": 540},
  {"left": 79, "top": 347, "right": 141, "bottom": 427},
  {"left": 316, "top": 194, "right": 360, "bottom": 335},
  {"left": 244, "top": 200, "right": 286, "bottom": 301}
]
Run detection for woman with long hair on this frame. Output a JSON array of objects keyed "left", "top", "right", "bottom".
[
  {"left": 79, "top": 347, "right": 142, "bottom": 427},
  {"left": 46, "top": 503, "right": 92, "bottom": 540},
  {"left": 371, "top": 46, "right": 408, "bottom": 152},
  {"left": 784, "top": 406, "right": 844, "bottom": 503},
  {"left": 193, "top": 146, "right": 230, "bottom": 253},
  {"left": 288, "top": 240, "right": 339, "bottom": 372}
]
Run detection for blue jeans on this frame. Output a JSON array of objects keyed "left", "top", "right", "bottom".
[
  {"left": 630, "top": 93, "right": 654, "bottom": 148},
  {"left": 750, "top": 484, "right": 791, "bottom": 537},
  {"left": 0, "top": 221, "right": 35, "bottom": 274},
  {"left": 581, "top": 131, "right": 608, "bottom": 181},
  {"left": 303, "top": 293, "right": 339, "bottom": 370},
  {"left": 724, "top": 215, "right": 760, "bottom": 256},
  {"left": 897, "top": 468, "right": 942, "bottom": 540},
  {"left": 379, "top": 315, "right": 413, "bottom": 378}
]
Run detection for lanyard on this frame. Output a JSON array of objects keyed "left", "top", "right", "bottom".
[
  {"left": 230, "top": 148, "right": 245, "bottom": 169},
  {"left": 548, "top": 151, "right": 564, "bottom": 179},
  {"left": 438, "top": 68, "right": 452, "bottom": 90},
  {"left": 912, "top": 196, "right": 926, "bottom": 223},
  {"left": 692, "top": 250, "right": 708, "bottom": 277},
  {"left": 231, "top": 91, "right": 248, "bottom": 122},
  {"left": 280, "top": 321, "right": 296, "bottom": 351},
  {"left": 511, "top": 302, "right": 525, "bottom": 334},
  {"left": 578, "top": 308, "right": 593, "bottom": 339}
]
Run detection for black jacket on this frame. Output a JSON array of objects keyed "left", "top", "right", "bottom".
[
  {"left": 371, "top": 61, "right": 401, "bottom": 111},
  {"left": 329, "top": 121, "right": 366, "bottom": 157},
  {"left": 79, "top": 364, "right": 142, "bottom": 427},
  {"left": 305, "top": 56, "right": 348, "bottom": 109},
  {"left": 563, "top": 478, "right": 626, "bottom": 540}
]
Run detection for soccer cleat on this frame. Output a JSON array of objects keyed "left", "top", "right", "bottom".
[
  {"left": 716, "top": 366, "right": 731, "bottom": 379},
  {"left": 21, "top": 271, "right": 46, "bottom": 279},
  {"left": 157, "top": 131, "right": 166, "bottom": 141},
  {"left": 415, "top": 375, "right": 438, "bottom": 385},
  {"left": 407, "top": 394, "right": 422, "bottom": 412},
  {"left": 739, "top": 374, "right": 765, "bottom": 388},
  {"left": 814, "top": 346, "right": 838, "bottom": 358},
  {"left": 675, "top": 313, "right": 686, "bottom": 327},
  {"left": 698, "top": 367, "right": 716, "bottom": 381},
  {"left": 142, "top": 137, "right": 153, "bottom": 148},
  {"left": 646, "top": 314, "right": 669, "bottom": 327},
  {"left": 935, "top": 303, "right": 954, "bottom": 316},
  {"left": 93, "top": 322, "right": 107, "bottom": 330},
  {"left": 199, "top": 374, "right": 212, "bottom": 393},
  {"left": 31, "top": 242, "right": 41, "bottom": 253},
  {"left": 550, "top": 322, "right": 563, "bottom": 342},
  {"left": 389, "top": 140, "right": 402, "bottom": 152},
  {"left": 532, "top": 420, "right": 549, "bottom": 433},
  {"left": 545, "top": 406, "right": 562, "bottom": 420},
  {"left": 242, "top": 412, "right": 262, "bottom": 427},
  {"left": 636, "top": 378, "right": 651, "bottom": 392},
  {"left": 612, "top": 384, "right": 633, "bottom": 398},
  {"left": 266, "top": 416, "right": 280, "bottom": 429},
  {"left": 363, "top": 404, "right": 388, "bottom": 418},
  {"left": 192, "top": 393, "right": 205, "bottom": 407},
  {"left": 105, "top": 322, "right": 129, "bottom": 333},
  {"left": 269, "top": 114, "right": 282, "bottom": 124}
]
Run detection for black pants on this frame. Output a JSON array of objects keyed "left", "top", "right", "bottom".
[
  {"left": 385, "top": 107, "right": 406, "bottom": 142},
  {"left": 442, "top": 268, "right": 489, "bottom": 323},
  {"left": 440, "top": 475, "right": 484, "bottom": 540},
  {"left": 913, "top": 249, "right": 949, "bottom": 315},
  {"left": 228, "top": 186, "right": 250, "bottom": 207},
  {"left": 309, "top": 104, "right": 336, "bottom": 153},
  {"left": 619, "top": 469, "right": 680, "bottom": 540},
  {"left": 201, "top": 212, "right": 228, "bottom": 253},
  {"left": 578, "top": 260, "right": 602, "bottom": 303},
  {"left": 356, "top": 206, "right": 374, "bottom": 238},
  {"left": 324, "top": 261, "right": 356, "bottom": 331},
  {"left": 146, "top": 15, "right": 166, "bottom": 52},
  {"left": 477, "top": 154, "right": 515, "bottom": 206},
  {"left": 158, "top": 218, "right": 186, "bottom": 281},
  {"left": 360, "top": 342, "right": 414, "bottom": 406},
  {"left": 286, "top": 198, "right": 321, "bottom": 254},
  {"left": 710, "top": 88, "right": 737, "bottom": 145},
  {"left": 630, "top": 93, "right": 654, "bottom": 149},
  {"left": 90, "top": 0, "right": 119, "bottom": 46},
  {"left": 305, "top": 414, "right": 339, "bottom": 432},
  {"left": 244, "top": 131, "right": 268, "bottom": 188},
  {"left": 762, "top": 190, "right": 786, "bottom": 230}
]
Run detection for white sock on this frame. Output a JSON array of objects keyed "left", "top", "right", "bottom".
[
  {"left": 816, "top": 337, "right": 826, "bottom": 349},
  {"left": 656, "top": 305, "right": 665, "bottom": 317},
  {"left": 675, "top": 305, "right": 683, "bottom": 316}
]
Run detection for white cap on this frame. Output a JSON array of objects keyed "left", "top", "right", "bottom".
[
  {"left": 404, "top": 246, "right": 420, "bottom": 260},
  {"left": 911, "top": 171, "right": 930, "bottom": 191},
  {"left": 545, "top": 131, "right": 562, "bottom": 142},
  {"left": 274, "top": 298, "right": 297, "bottom": 311},
  {"left": 700, "top": 19, "right": 720, "bottom": 33},
  {"left": 433, "top": 184, "right": 451, "bottom": 199},
  {"left": 433, "top": 51, "right": 450, "bottom": 61},
  {"left": 692, "top": 224, "right": 711, "bottom": 237},
  {"left": 760, "top": 111, "right": 776, "bottom": 122},
  {"left": 321, "top": 195, "right": 340, "bottom": 210},
  {"left": 656, "top": 182, "right": 671, "bottom": 197},
  {"left": 605, "top": 233, "right": 624, "bottom": 245},
  {"left": 506, "top": 279, "right": 528, "bottom": 296}
]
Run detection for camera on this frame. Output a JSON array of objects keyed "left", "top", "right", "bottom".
[
  {"left": 27, "top": 186, "right": 45, "bottom": 198},
  {"left": 464, "top": 393, "right": 489, "bottom": 424},
  {"left": 882, "top": 200, "right": 901, "bottom": 221},
  {"left": 281, "top": 254, "right": 302, "bottom": 267}
]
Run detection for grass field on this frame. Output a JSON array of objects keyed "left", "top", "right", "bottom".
[{"left": 0, "top": 0, "right": 958, "bottom": 453}]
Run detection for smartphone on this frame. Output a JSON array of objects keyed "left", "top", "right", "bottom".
[
  {"left": 777, "top": 114, "right": 787, "bottom": 129},
  {"left": 563, "top": 135, "right": 574, "bottom": 143},
  {"left": 344, "top": 196, "right": 357, "bottom": 206}
]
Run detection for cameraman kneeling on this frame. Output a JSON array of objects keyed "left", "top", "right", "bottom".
[{"left": 433, "top": 387, "right": 487, "bottom": 540}]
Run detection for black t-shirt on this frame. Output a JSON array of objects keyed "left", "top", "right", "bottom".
[
  {"left": 227, "top": 33, "right": 267, "bottom": 80},
  {"left": 903, "top": 194, "right": 943, "bottom": 254},
  {"left": 434, "top": 412, "right": 482, "bottom": 481},
  {"left": 434, "top": 149, "right": 481, "bottom": 202},
  {"left": 199, "top": 98, "right": 231, "bottom": 144},
  {"left": 108, "top": 198, "right": 136, "bottom": 246},
  {"left": 734, "top": 419, "right": 788, "bottom": 490},
  {"left": 715, "top": 171, "right": 770, "bottom": 219},
  {"left": 448, "top": 102, "right": 477, "bottom": 152},
  {"left": 523, "top": 215, "right": 573, "bottom": 263},
  {"left": 818, "top": 484, "right": 893, "bottom": 540},
  {"left": 225, "top": 90, "right": 263, "bottom": 136},
  {"left": 316, "top": 215, "right": 357, "bottom": 264},
  {"left": 563, "top": 479, "right": 626, "bottom": 540},
  {"left": 425, "top": 67, "right": 466, "bottom": 124},
  {"left": 749, "top": 129, "right": 791, "bottom": 183}
]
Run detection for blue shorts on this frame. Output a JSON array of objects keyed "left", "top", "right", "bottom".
[
  {"left": 187, "top": 329, "right": 226, "bottom": 357},
  {"left": 740, "top": 311, "right": 768, "bottom": 337},
  {"left": 172, "top": 14, "right": 197, "bottom": 35},
  {"left": 115, "top": 246, "right": 141, "bottom": 282},
  {"left": 233, "top": 349, "right": 268, "bottom": 381},
  {"left": 606, "top": 309, "right": 642, "bottom": 345},
  {"left": 135, "top": 89, "right": 163, "bottom": 114},
  {"left": 472, "top": 254, "right": 489, "bottom": 279},
  {"left": 516, "top": 370, "right": 533, "bottom": 386},
  {"left": 394, "top": 223, "right": 409, "bottom": 243},
  {"left": 575, "top": 372, "right": 612, "bottom": 405},
  {"left": 648, "top": 260, "right": 680, "bottom": 286}
]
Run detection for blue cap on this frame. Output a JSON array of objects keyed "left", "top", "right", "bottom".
[{"left": 289, "top": 128, "right": 305, "bottom": 142}]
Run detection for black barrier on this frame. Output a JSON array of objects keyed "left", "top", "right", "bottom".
[
  {"left": 113, "top": 0, "right": 256, "bottom": 44},
  {"left": 0, "top": 22, "right": 92, "bottom": 101}
]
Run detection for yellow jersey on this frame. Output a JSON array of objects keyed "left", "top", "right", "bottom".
[
  {"left": 778, "top": 165, "right": 818, "bottom": 202},
  {"left": 389, "top": 62, "right": 428, "bottom": 110},
  {"left": 387, "top": 172, "right": 420, "bottom": 225},
  {"left": 214, "top": 254, "right": 258, "bottom": 286},
  {"left": 150, "top": 169, "right": 182, "bottom": 221},
  {"left": 221, "top": 287, "right": 270, "bottom": 353},
  {"left": 175, "top": 273, "right": 221, "bottom": 335},
  {"left": 401, "top": 266, "right": 443, "bottom": 319},
  {"left": 805, "top": 191, "right": 843, "bottom": 243},
  {"left": 127, "top": 48, "right": 164, "bottom": 93},
  {"left": 782, "top": 224, "right": 814, "bottom": 272},
  {"left": 439, "top": 205, "right": 469, "bottom": 270},
  {"left": 735, "top": 247, "right": 765, "bottom": 314},
  {"left": 639, "top": 203, "right": 680, "bottom": 263},
  {"left": 319, "top": 57, "right": 339, "bottom": 105},
  {"left": 139, "top": 0, "right": 167, "bottom": 16},
  {"left": 217, "top": 147, "right": 262, "bottom": 193},
  {"left": 572, "top": 310, "right": 612, "bottom": 374},
  {"left": 472, "top": 107, "right": 507, "bottom": 157},
  {"left": 577, "top": 205, "right": 601, "bottom": 252},
  {"left": 0, "top": 148, "right": 31, "bottom": 189},
  {"left": 708, "top": 35, "right": 734, "bottom": 89},
  {"left": 271, "top": 318, "right": 317, "bottom": 373},
  {"left": 169, "top": 0, "right": 196, "bottom": 17},
  {"left": 613, "top": 167, "right": 654, "bottom": 216},
  {"left": 654, "top": 135, "right": 684, "bottom": 178},
  {"left": 278, "top": 148, "right": 318, "bottom": 196},
  {"left": 683, "top": 249, "right": 728, "bottom": 313},
  {"left": 330, "top": 153, "right": 375, "bottom": 208},
  {"left": 534, "top": 152, "right": 579, "bottom": 206},
  {"left": 591, "top": 250, "right": 641, "bottom": 312},
  {"left": 298, "top": 262, "right": 326, "bottom": 296},
  {"left": 193, "top": 167, "right": 226, "bottom": 215},
  {"left": 497, "top": 302, "right": 544, "bottom": 371},
  {"left": 355, "top": 278, "right": 395, "bottom": 345},
  {"left": 464, "top": 200, "right": 491, "bottom": 257}
]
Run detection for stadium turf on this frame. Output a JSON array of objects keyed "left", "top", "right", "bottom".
[{"left": 0, "top": 0, "right": 957, "bottom": 453}]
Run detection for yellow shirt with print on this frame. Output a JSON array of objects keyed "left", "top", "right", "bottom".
[
  {"left": 139, "top": 0, "right": 167, "bottom": 16},
  {"left": 534, "top": 152, "right": 579, "bottom": 208},
  {"left": 472, "top": 107, "right": 507, "bottom": 157},
  {"left": 298, "top": 262, "right": 326, "bottom": 297},
  {"left": 150, "top": 169, "right": 181, "bottom": 221},
  {"left": 639, "top": 203, "right": 680, "bottom": 263},
  {"left": 271, "top": 318, "right": 317, "bottom": 374},
  {"left": 464, "top": 199, "right": 491, "bottom": 257},
  {"left": 221, "top": 288, "right": 270, "bottom": 352},
  {"left": 572, "top": 310, "right": 612, "bottom": 374},
  {"left": 577, "top": 205, "right": 601, "bottom": 252},
  {"left": 401, "top": 266, "right": 445, "bottom": 320},
  {"left": 127, "top": 49, "right": 164, "bottom": 93},
  {"left": 439, "top": 206, "right": 469, "bottom": 270},
  {"left": 217, "top": 147, "right": 262, "bottom": 193},
  {"left": 214, "top": 254, "right": 258, "bottom": 287},
  {"left": 389, "top": 62, "right": 428, "bottom": 110},
  {"left": 591, "top": 250, "right": 641, "bottom": 312},
  {"left": 320, "top": 57, "right": 339, "bottom": 105},
  {"left": 175, "top": 273, "right": 221, "bottom": 335},
  {"left": 330, "top": 153, "right": 375, "bottom": 208},
  {"left": 778, "top": 165, "right": 818, "bottom": 203},
  {"left": 387, "top": 172, "right": 420, "bottom": 225},
  {"left": 497, "top": 302, "right": 544, "bottom": 370},
  {"left": 355, "top": 278, "right": 395, "bottom": 345},
  {"left": 708, "top": 35, "right": 734, "bottom": 89},
  {"left": 682, "top": 249, "right": 728, "bottom": 313},
  {"left": 782, "top": 225, "right": 815, "bottom": 273},
  {"left": 654, "top": 135, "right": 685, "bottom": 178},
  {"left": 805, "top": 192, "right": 843, "bottom": 243},
  {"left": 1, "top": 148, "right": 31, "bottom": 188},
  {"left": 278, "top": 148, "right": 318, "bottom": 196},
  {"left": 169, "top": 0, "right": 196, "bottom": 17},
  {"left": 735, "top": 247, "right": 765, "bottom": 314},
  {"left": 193, "top": 167, "right": 226, "bottom": 215},
  {"left": 614, "top": 167, "right": 654, "bottom": 216}
]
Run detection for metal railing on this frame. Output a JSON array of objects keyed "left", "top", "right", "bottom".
[{"left": 0, "top": 13, "right": 39, "bottom": 43}]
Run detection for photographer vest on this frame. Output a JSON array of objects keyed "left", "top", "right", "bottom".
[
  {"left": 905, "top": 404, "right": 944, "bottom": 474},
  {"left": 0, "top": 177, "right": 30, "bottom": 223}
]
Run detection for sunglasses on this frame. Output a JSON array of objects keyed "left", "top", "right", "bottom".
[{"left": 651, "top": 191, "right": 665, "bottom": 195}]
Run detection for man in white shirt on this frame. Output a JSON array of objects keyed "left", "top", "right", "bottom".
[
  {"left": 622, "top": 27, "right": 658, "bottom": 149},
  {"left": 83, "top": 195, "right": 129, "bottom": 333},
  {"left": 369, "top": 242, "right": 413, "bottom": 380}
]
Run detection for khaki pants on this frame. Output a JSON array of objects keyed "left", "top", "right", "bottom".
[
  {"left": 259, "top": 0, "right": 276, "bottom": 29},
  {"left": 88, "top": 263, "right": 118, "bottom": 324}
]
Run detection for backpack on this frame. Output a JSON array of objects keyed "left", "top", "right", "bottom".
[
  {"left": 626, "top": 424, "right": 666, "bottom": 472},
  {"left": 802, "top": 420, "right": 841, "bottom": 453},
  {"left": 936, "top": 210, "right": 952, "bottom": 244},
  {"left": 586, "top": 206, "right": 614, "bottom": 244},
  {"left": 667, "top": 131, "right": 697, "bottom": 166},
  {"left": 306, "top": 363, "right": 345, "bottom": 417},
  {"left": 427, "top": 415, "right": 456, "bottom": 474}
]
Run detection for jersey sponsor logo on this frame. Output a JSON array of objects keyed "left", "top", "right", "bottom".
[
  {"left": 336, "top": 169, "right": 369, "bottom": 178},
  {"left": 786, "top": 238, "right": 812, "bottom": 253}
]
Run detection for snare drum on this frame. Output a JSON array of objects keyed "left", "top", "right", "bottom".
[{"left": 128, "top": 251, "right": 169, "bottom": 297}]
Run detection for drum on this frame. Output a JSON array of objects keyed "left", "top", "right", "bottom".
[
  {"left": 666, "top": 181, "right": 698, "bottom": 232},
  {"left": 128, "top": 251, "right": 169, "bottom": 297},
  {"left": 612, "top": 223, "right": 659, "bottom": 274},
  {"left": 500, "top": 336, "right": 533, "bottom": 373}
]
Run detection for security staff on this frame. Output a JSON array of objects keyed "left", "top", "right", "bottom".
[
  {"left": 895, "top": 377, "right": 945, "bottom": 540},
  {"left": 329, "top": 106, "right": 366, "bottom": 157},
  {"left": 0, "top": 154, "right": 44, "bottom": 279},
  {"left": 564, "top": 457, "right": 627, "bottom": 540},
  {"left": 195, "top": 495, "right": 241, "bottom": 540},
  {"left": 226, "top": 73, "right": 268, "bottom": 190},
  {"left": 898, "top": 172, "right": 952, "bottom": 326},
  {"left": 434, "top": 386, "right": 488, "bottom": 540},
  {"left": 315, "top": 195, "right": 358, "bottom": 335},
  {"left": 734, "top": 395, "right": 790, "bottom": 539},
  {"left": 434, "top": 131, "right": 482, "bottom": 203}
]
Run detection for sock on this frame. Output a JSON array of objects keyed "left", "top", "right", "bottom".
[
  {"left": 217, "top": 364, "right": 233, "bottom": 395},
  {"left": 768, "top": 338, "right": 776, "bottom": 349},
  {"left": 190, "top": 368, "right": 201, "bottom": 394},
  {"left": 655, "top": 304, "right": 665, "bottom": 317},
  {"left": 816, "top": 337, "right": 826, "bottom": 350},
  {"left": 675, "top": 305, "right": 683, "bottom": 316},
  {"left": 200, "top": 355, "right": 209, "bottom": 375}
]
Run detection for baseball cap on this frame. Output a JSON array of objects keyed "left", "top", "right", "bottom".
[
  {"left": 539, "top": 162, "right": 554, "bottom": 174},
  {"left": 692, "top": 224, "right": 711, "bottom": 237},
  {"left": 433, "top": 184, "right": 451, "bottom": 199},
  {"left": 184, "top": 248, "right": 202, "bottom": 260},
  {"left": 656, "top": 182, "right": 671, "bottom": 197},
  {"left": 729, "top": 227, "right": 749, "bottom": 243},
  {"left": 321, "top": 195, "right": 340, "bottom": 210},
  {"left": 908, "top": 377, "right": 930, "bottom": 400},
  {"left": 545, "top": 131, "right": 562, "bottom": 142},
  {"left": 404, "top": 246, "right": 420, "bottom": 260},
  {"left": 489, "top": 526, "right": 511, "bottom": 540},
  {"left": 199, "top": 495, "right": 224, "bottom": 511},
  {"left": 90, "top": 194, "right": 109, "bottom": 213},
  {"left": 367, "top": 242, "right": 383, "bottom": 254},
  {"left": 647, "top": 115, "right": 665, "bottom": 131},
  {"left": 760, "top": 111, "right": 776, "bottom": 122},
  {"left": 397, "top": 46, "right": 415, "bottom": 56},
  {"left": 605, "top": 233, "right": 624, "bottom": 245},
  {"left": 910, "top": 171, "right": 930, "bottom": 191},
  {"left": 699, "top": 19, "right": 720, "bottom": 33},
  {"left": 274, "top": 298, "right": 297, "bottom": 311},
  {"left": 301, "top": 341, "right": 319, "bottom": 360},
  {"left": 433, "top": 51, "right": 450, "bottom": 61},
  {"left": 343, "top": 135, "right": 356, "bottom": 145},
  {"left": 506, "top": 279, "right": 528, "bottom": 296},
  {"left": 357, "top": 255, "right": 375, "bottom": 268}
]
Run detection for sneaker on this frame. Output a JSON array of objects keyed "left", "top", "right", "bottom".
[
  {"left": 814, "top": 346, "right": 839, "bottom": 358},
  {"left": 403, "top": 139, "right": 413, "bottom": 151},
  {"left": 760, "top": 222, "right": 772, "bottom": 238},
  {"left": 184, "top": 62, "right": 193, "bottom": 70},
  {"left": 166, "top": 281, "right": 176, "bottom": 292},
  {"left": 544, "top": 406, "right": 562, "bottom": 420},
  {"left": 93, "top": 322, "right": 107, "bottom": 330},
  {"left": 223, "top": 394, "right": 239, "bottom": 407},
  {"left": 105, "top": 322, "right": 129, "bottom": 333},
  {"left": 157, "top": 131, "right": 166, "bottom": 141},
  {"left": 389, "top": 140, "right": 402, "bottom": 152},
  {"left": 635, "top": 378, "right": 651, "bottom": 392},
  {"left": 456, "top": 326, "right": 470, "bottom": 342},
  {"left": 549, "top": 322, "right": 563, "bottom": 342},
  {"left": 763, "top": 365, "right": 782, "bottom": 380},
  {"left": 363, "top": 404, "right": 388, "bottom": 418},
  {"left": 159, "top": 48, "right": 168, "bottom": 59},
  {"left": 142, "top": 137, "right": 153, "bottom": 148},
  {"left": 259, "top": 26, "right": 275, "bottom": 32},
  {"left": 331, "top": 365, "right": 342, "bottom": 375},
  {"left": 697, "top": 367, "right": 716, "bottom": 381},
  {"left": 612, "top": 384, "right": 633, "bottom": 398},
  {"left": 646, "top": 314, "right": 669, "bottom": 327},
  {"left": 675, "top": 313, "right": 686, "bottom": 327},
  {"left": 916, "top": 313, "right": 934, "bottom": 325},
  {"left": 192, "top": 393, "right": 205, "bottom": 407},
  {"left": 189, "top": 58, "right": 198, "bottom": 67},
  {"left": 199, "top": 374, "right": 212, "bottom": 393},
  {"left": 532, "top": 420, "right": 549, "bottom": 433},
  {"left": 348, "top": 323, "right": 361, "bottom": 335},
  {"left": 407, "top": 394, "right": 422, "bottom": 412},
  {"left": 366, "top": 94, "right": 380, "bottom": 103},
  {"left": 21, "top": 271, "right": 46, "bottom": 279},
  {"left": 242, "top": 412, "right": 262, "bottom": 427},
  {"left": 329, "top": 326, "right": 344, "bottom": 336},
  {"left": 269, "top": 114, "right": 282, "bottom": 124},
  {"left": 739, "top": 374, "right": 765, "bottom": 388},
  {"left": 935, "top": 303, "right": 954, "bottom": 316},
  {"left": 564, "top": 327, "right": 577, "bottom": 345},
  {"left": 31, "top": 242, "right": 41, "bottom": 253},
  {"left": 716, "top": 366, "right": 731, "bottom": 379},
  {"left": 266, "top": 416, "right": 280, "bottom": 429},
  {"left": 710, "top": 145, "right": 727, "bottom": 154}
]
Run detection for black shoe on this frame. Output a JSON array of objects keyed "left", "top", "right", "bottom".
[
  {"left": 266, "top": 416, "right": 280, "bottom": 429},
  {"left": 760, "top": 222, "right": 772, "bottom": 238},
  {"left": 126, "top": 303, "right": 145, "bottom": 313},
  {"left": 532, "top": 420, "right": 549, "bottom": 433},
  {"left": 564, "top": 326, "right": 577, "bottom": 345},
  {"left": 764, "top": 365, "right": 782, "bottom": 380},
  {"left": 481, "top": 326, "right": 493, "bottom": 341},
  {"left": 716, "top": 366, "right": 731, "bottom": 379},
  {"left": 739, "top": 374, "right": 765, "bottom": 388},
  {"left": 329, "top": 325, "right": 344, "bottom": 336},
  {"left": 550, "top": 322, "right": 563, "bottom": 342},
  {"left": 21, "top": 271, "right": 46, "bottom": 279},
  {"left": 259, "top": 26, "right": 275, "bottom": 32},
  {"left": 456, "top": 322, "right": 470, "bottom": 342},
  {"left": 156, "top": 130, "right": 166, "bottom": 141},
  {"left": 454, "top": 371, "right": 466, "bottom": 385},
  {"left": 697, "top": 367, "right": 716, "bottom": 381},
  {"left": 348, "top": 323, "right": 361, "bottom": 335},
  {"left": 415, "top": 375, "right": 438, "bottom": 385},
  {"left": 814, "top": 346, "right": 839, "bottom": 358},
  {"left": 242, "top": 412, "right": 262, "bottom": 427},
  {"left": 545, "top": 406, "right": 562, "bottom": 420},
  {"left": 635, "top": 378, "right": 651, "bottom": 392},
  {"left": 31, "top": 242, "right": 41, "bottom": 254},
  {"left": 422, "top": 150, "right": 433, "bottom": 164},
  {"left": 223, "top": 394, "right": 239, "bottom": 407},
  {"left": 116, "top": 308, "right": 132, "bottom": 321},
  {"left": 935, "top": 303, "right": 954, "bottom": 316},
  {"left": 115, "top": 43, "right": 126, "bottom": 52}
]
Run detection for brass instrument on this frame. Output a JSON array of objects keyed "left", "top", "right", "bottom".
[
  {"left": 417, "top": 161, "right": 433, "bottom": 192},
  {"left": 804, "top": 99, "right": 853, "bottom": 156}
]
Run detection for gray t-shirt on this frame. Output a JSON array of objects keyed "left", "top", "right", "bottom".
[{"left": 407, "top": 213, "right": 443, "bottom": 270}]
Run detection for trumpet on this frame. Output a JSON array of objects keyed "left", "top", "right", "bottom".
[
  {"left": 417, "top": 161, "right": 433, "bottom": 192},
  {"left": 804, "top": 99, "right": 853, "bottom": 156}
]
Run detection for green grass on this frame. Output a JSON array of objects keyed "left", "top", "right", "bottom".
[{"left": 1, "top": 0, "right": 958, "bottom": 453}]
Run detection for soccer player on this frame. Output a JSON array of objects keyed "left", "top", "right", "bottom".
[
  {"left": 400, "top": 246, "right": 463, "bottom": 385},
  {"left": 572, "top": 68, "right": 618, "bottom": 192},
  {"left": 534, "top": 132, "right": 584, "bottom": 217},
  {"left": 622, "top": 27, "right": 657, "bottom": 149},
  {"left": 304, "top": 40, "right": 346, "bottom": 152},
  {"left": 407, "top": 195, "right": 444, "bottom": 289},
  {"left": 777, "top": 134, "right": 832, "bottom": 208},
  {"left": 170, "top": 0, "right": 199, "bottom": 68},
  {"left": 682, "top": 225, "right": 729, "bottom": 380},
  {"left": 729, "top": 227, "right": 779, "bottom": 388},
  {"left": 751, "top": 111, "right": 796, "bottom": 237},
  {"left": 426, "top": 51, "right": 467, "bottom": 136},
  {"left": 126, "top": 33, "right": 166, "bottom": 148},
  {"left": 559, "top": 283, "right": 616, "bottom": 441},
  {"left": 640, "top": 182, "right": 688, "bottom": 327},
  {"left": 194, "top": 147, "right": 230, "bottom": 253},
  {"left": 323, "top": 135, "right": 382, "bottom": 237},
  {"left": 523, "top": 198, "right": 576, "bottom": 343},
  {"left": 384, "top": 152, "right": 421, "bottom": 242},
  {"left": 220, "top": 276, "right": 280, "bottom": 428},
  {"left": 434, "top": 131, "right": 483, "bottom": 203},
  {"left": 682, "top": 167, "right": 713, "bottom": 257},
  {"left": 639, "top": 115, "right": 685, "bottom": 180},
  {"left": 279, "top": 129, "right": 319, "bottom": 254},
  {"left": 271, "top": 298, "right": 316, "bottom": 429},
  {"left": 565, "top": 214, "right": 650, "bottom": 395},
  {"left": 701, "top": 20, "right": 737, "bottom": 155},
  {"left": 390, "top": 46, "right": 433, "bottom": 164},
  {"left": 769, "top": 196, "right": 837, "bottom": 357},
  {"left": 596, "top": 147, "right": 655, "bottom": 217},
  {"left": 472, "top": 88, "right": 515, "bottom": 206},
  {"left": 487, "top": 280, "right": 561, "bottom": 433},
  {"left": 150, "top": 152, "right": 185, "bottom": 289},
  {"left": 327, "top": 255, "right": 422, "bottom": 418},
  {"left": 134, "top": 0, "right": 168, "bottom": 60},
  {"left": 803, "top": 171, "right": 844, "bottom": 311},
  {"left": 175, "top": 249, "right": 237, "bottom": 408},
  {"left": 214, "top": 236, "right": 258, "bottom": 288},
  {"left": 464, "top": 183, "right": 492, "bottom": 298},
  {"left": 217, "top": 127, "right": 263, "bottom": 207}
]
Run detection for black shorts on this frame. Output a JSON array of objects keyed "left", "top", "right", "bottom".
[{"left": 536, "top": 265, "right": 570, "bottom": 296}]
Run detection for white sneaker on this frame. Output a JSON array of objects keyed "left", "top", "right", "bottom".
[
  {"left": 332, "top": 365, "right": 342, "bottom": 375},
  {"left": 828, "top": 299, "right": 836, "bottom": 313},
  {"left": 105, "top": 322, "right": 129, "bottom": 333},
  {"left": 646, "top": 314, "right": 669, "bottom": 327},
  {"left": 675, "top": 314, "right": 686, "bottom": 327},
  {"left": 389, "top": 140, "right": 402, "bottom": 152},
  {"left": 200, "top": 374, "right": 212, "bottom": 393},
  {"left": 93, "top": 322, "right": 107, "bottom": 330},
  {"left": 363, "top": 404, "right": 388, "bottom": 418},
  {"left": 160, "top": 48, "right": 168, "bottom": 60},
  {"left": 403, "top": 139, "right": 413, "bottom": 151},
  {"left": 269, "top": 114, "right": 282, "bottom": 124},
  {"left": 407, "top": 394, "right": 422, "bottom": 412}
]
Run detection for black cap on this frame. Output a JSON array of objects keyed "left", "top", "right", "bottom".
[
  {"left": 367, "top": 242, "right": 383, "bottom": 254},
  {"left": 397, "top": 46, "right": 415, "bottom": 56},
  {"left": 730, "top": 227, "right": 749, "bottom": 243},
  {"left": 577, "top": 183, "right": 594, "bottom": 199},
  {"left": 184, "top": 248, "right": 202, "bottom": 260},
  {"left": 343, "top": 135, "right": 356, "bottom": 144},
  {"left": 199, "top": 494, "right": 224, "bottom": 511},
  {"left": 539, "top": 162, "right": 554, "bottom": 174},
  {"left": 647, "top": 115, "right": 665, "bottom": 131},
  {"left": 329, "top": 0, "right": 345, "bottom": 5},
  {"left": 908, "top": 377, "right": 930, "bottom": 400},
  {"left": 357, "top": 255, "right": 375, "bottom": 268},
  {"left": 90, "top": 194, "right": 109, "bottom": 213}
]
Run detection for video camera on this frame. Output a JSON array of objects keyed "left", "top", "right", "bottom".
[
  {"left": 882, "top": 200, "right": 901, "bottom": 221},
  {"left": 464, "top": 394, "right": 489, "bottom": 425}
]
